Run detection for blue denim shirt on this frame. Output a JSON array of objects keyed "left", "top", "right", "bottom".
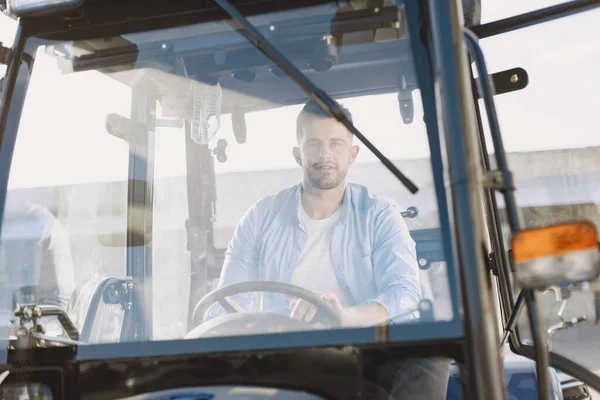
[{"left": 204, "top": 182, "right": 421, "bottom": 322}]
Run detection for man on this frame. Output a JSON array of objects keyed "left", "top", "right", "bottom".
[{"left": 204, "top": 99, "right": 421, "bottom": 327}]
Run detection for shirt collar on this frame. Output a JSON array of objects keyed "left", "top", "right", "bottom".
[{"left": 293, "top": 182, "right": 351, "bottom": 230}]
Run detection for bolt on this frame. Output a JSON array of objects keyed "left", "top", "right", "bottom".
[
  {"left": 323, "top": 35, "right": 334, "bottom": 45},
  {"left": 510, "top": 74, "right": 519, "bottom": 83},
  {"left": 33, "top": 307, "right": 42, "bottom": 317},
  {"left": 419, "top": 258, "right": 427, "bottom": 267},
  {"left": 114, "top": 290, "right": 120, "bottom": 296},
  {"left": 269, "top": 25, "right": 275, "bottom": 31},
  {"left": 374, "top": 7, "right": 380, "bottom": 13}
]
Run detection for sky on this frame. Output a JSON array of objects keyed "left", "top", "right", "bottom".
[{"left": 0, "top": 1, "right": 599, "bottom": 188}]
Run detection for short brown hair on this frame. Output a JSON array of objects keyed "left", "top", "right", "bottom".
[{"left": 296, "top": 98, "right": 353, "bottom": 142}]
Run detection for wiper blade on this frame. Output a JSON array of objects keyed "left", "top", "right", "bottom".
[{"left": 215, "top": 0, "right": 419, "bottom": 194}]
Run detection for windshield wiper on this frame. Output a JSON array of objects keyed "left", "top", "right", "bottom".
[{"left": 215, "top": 0, "right": 419, "bottom": 194}]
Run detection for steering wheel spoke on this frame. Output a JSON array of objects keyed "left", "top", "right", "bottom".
[{"left": 216, "top": 294, "right": 246, "bottom": 314}]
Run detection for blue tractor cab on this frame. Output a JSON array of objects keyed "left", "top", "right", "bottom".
[{"left": 0, "top": 0, "right": 599, "bottom": 399}]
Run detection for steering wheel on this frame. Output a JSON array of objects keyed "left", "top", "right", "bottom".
[{"left": 190, "top": 281, "right": 342, "bottom": 329}]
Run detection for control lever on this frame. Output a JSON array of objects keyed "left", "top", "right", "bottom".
[{"left": 9, "top": 304, "right": 81, "bottom": 349}]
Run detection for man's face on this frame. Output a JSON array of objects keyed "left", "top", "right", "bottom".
[{"left": 294, "top": 117, "right": 359, "bottom": 190}]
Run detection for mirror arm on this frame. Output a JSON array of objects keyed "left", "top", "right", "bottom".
[{"left": 500, "top": 290, "right": 525, "bottom": 347}]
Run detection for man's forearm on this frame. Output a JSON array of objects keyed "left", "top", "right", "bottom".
[
  {"left": 342, "top": 302, "right": 388, "bottom": 327},
  {"left": 321, "top": 293, "right": 389, "bottom": 327}
]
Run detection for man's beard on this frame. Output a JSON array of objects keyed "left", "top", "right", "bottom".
[{"left": 306, "top": 165, "right": 347, "bottom": 190}]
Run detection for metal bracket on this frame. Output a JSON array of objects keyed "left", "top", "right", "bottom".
[
  {"left": 0, "top": 42, "right": 11, "bottom": 65},
  {"left": 487, "top": 251, "right": 498, "bottom": 276},
  {"left": 400, "top": 206, "right": 419, "bottom": 219},
  {"left": 482, "top": 169, "right": 514, "bottom": 191},
  {"left": 103, "top": 280, "right": 135, "bottom": 311},
  {"left": 417, "top": 255, "right": 431, "bottom": 270},
  {"left": 9, "top": 304, "right": 80, "bottom": 349},
  {"left": 397, "top": 73, "right": 416, "bottom": 125},
  {"left": 398, "top": 89, "right": 414, "bottom": 124},
  {"left": 475, "top": 67, "right": 529, "bottom": 98}
]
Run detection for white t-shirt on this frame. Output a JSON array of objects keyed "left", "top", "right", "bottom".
[{"left": 289, "top": 206, "right": 349, "bottom": 306}]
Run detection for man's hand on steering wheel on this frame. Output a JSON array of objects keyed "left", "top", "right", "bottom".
[
  {"left": 291, "top": 292, "right": 391, "bottom": 328},
  {"left": 290, "top": 293, "right": 349, "bottom": 326},
  {"left": 191, "top": 281, "right": 343, "bottom": 329}
]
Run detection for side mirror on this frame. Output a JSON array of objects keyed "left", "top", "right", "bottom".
[
  {"left": 561, "top": 379, "right": 591, "bottom": 400},
  {"left": 511, "top": 221, "right": 600, "bottom": 290}
]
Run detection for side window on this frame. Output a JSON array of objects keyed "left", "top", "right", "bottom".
[
  {"left": 0, "top": 46, "right": 131, "bottom": 342},
  {"left": 480, "top": 8, "right": 600, "bottom": 367}
]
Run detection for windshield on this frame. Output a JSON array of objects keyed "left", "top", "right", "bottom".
[{"left": 0, "top": 3, "right": 458, "bottom": 348}]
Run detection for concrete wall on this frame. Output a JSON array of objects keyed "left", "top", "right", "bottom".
[{"left": 1, "top": 146, "right": 599, "bottom": 339}]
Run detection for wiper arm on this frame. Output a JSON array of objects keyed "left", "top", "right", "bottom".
[{"left": 215, "top": 0, "right": 419, "bottom": 194}]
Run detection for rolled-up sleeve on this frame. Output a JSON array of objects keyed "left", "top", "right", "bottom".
[
  {"left": 365, "top": 203, "right": 421, "bottom": 321},
  {"left": 202, "top": 203, "right": 260, "bottom": 321}
]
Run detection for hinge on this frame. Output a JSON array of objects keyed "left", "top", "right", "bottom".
[{"left": 487, "top": 251, "right": 498, "bottom": 276}]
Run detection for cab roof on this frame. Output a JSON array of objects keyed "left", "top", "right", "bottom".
[{"left": 2, "top": 0, "right": 481, "bottom": 28}]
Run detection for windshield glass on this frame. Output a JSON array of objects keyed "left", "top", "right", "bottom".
[
  {"left": 0, "top": 3, "right": 457, "bottom": 348},
  {"left": 479, "top": 6, "right": 600, "bottom": 380}
]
